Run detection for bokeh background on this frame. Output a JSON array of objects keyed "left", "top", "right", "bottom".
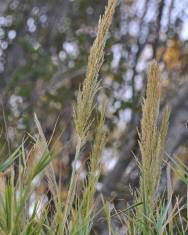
[{"left": 1, "top": 0, "right": 188, "bottom": 233}]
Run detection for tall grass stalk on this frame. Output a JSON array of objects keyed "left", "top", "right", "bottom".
[
  {"left": 62, "top": 0, "right": 117, "bottom": 233},
  {"left": 138, "top": 61, "right": 170, "bottom": 229}
]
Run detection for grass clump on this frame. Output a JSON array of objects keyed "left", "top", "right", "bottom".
[{"left": 1, "top": 1, "right": 188, "bottom": 234}]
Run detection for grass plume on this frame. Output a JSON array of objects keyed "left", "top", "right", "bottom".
[
  {"left": 139, "top": 61, "right": 170, "bottom": 217},
  {"left": 73, "top": 0, "right": 117, "bottom": 145}
]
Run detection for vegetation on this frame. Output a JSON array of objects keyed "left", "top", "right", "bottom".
[{"left": 1, "top": 0, "right": 188, "bottom": 234}]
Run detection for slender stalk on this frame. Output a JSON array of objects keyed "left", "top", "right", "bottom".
[{"left": 62, "top": 137, "right": 82, "bottom": 234}]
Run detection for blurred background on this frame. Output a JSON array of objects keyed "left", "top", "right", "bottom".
[{"left": 1, "top": 0, "right": 188, "bottom": 233}]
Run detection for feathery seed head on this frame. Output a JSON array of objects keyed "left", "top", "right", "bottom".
[
  {"left": 139, "top": 60, "right": 170, "bottom": 212},
  {"left": 74, "top": 0, "right": 117, "bottom": 145}
]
